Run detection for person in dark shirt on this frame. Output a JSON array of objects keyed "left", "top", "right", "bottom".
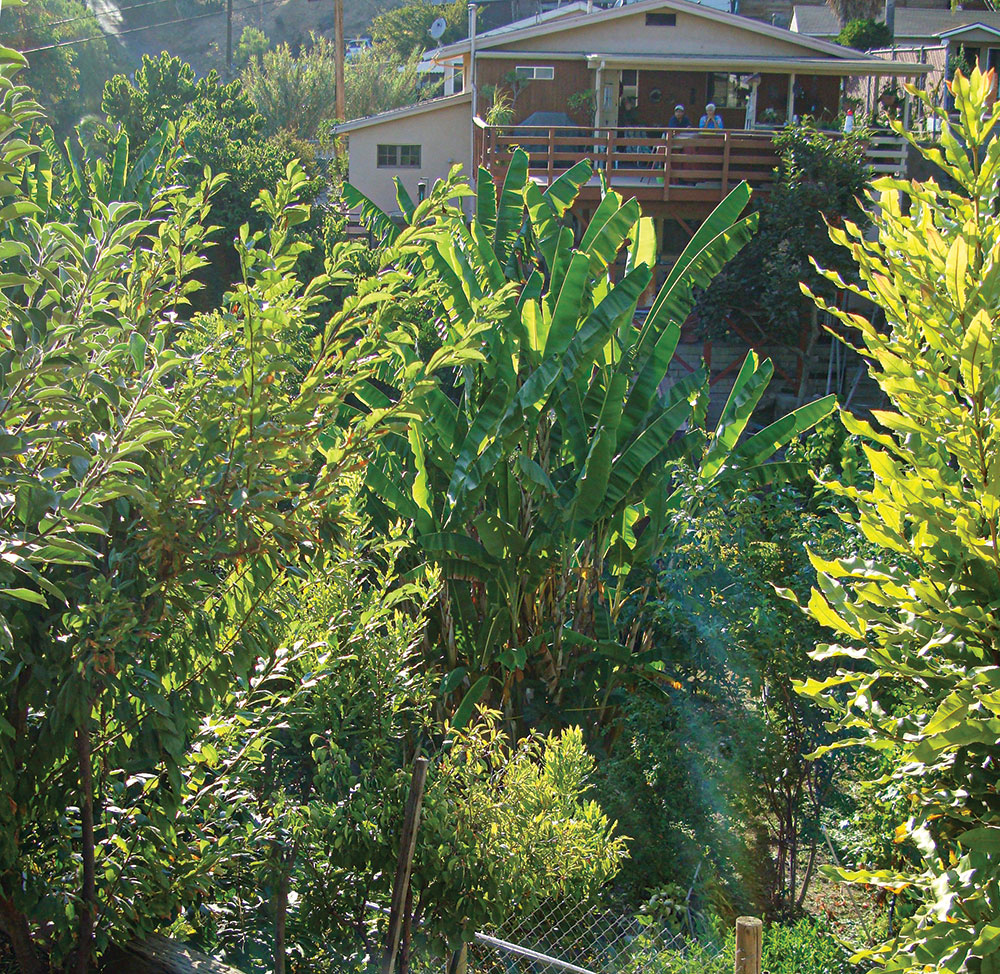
[
  {"left": 620, "top": 95, "right": 639, "bottom": 127},
  {"left": 667, "top": 104, "right": 691, "bottom": 128}
]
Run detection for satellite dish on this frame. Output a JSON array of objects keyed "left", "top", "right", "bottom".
[{"left": 429, "top": 17, "right": 447, "bottom": 39}]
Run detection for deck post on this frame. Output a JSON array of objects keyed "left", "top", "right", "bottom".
[
  {"left": 662, "top": 131, "right": 672, "bottom": 201},
  {"left": 547, "top": 127, "right": 555, "bottom": 184},
  {"left": 721, "top": 132, "right": 731, "bottom": 193}
]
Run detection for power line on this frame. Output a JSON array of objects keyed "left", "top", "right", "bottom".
[
  {"left": 17, "top": 0, "right": 283, "bottom": 54},
  {"left": 0, "top": 0, "right": 182, "bottom": 38}
]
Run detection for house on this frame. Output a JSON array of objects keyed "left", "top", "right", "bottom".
[
  {"left": 336, "top": 0, "right": 927, "bottom": 230},
  {"left": 791, "top": 7, "right": 1000, "bottom": 111}
]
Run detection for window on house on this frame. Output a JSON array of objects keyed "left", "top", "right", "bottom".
[
  {"left": 645, "top": 12, "right": 676, "bottom": 25},
  {"left": 709, "top": 73, "right": 750, "bottom": 109},
  {"left": 514, "top": 65, "right": 555, "bottom": 80},
  {"left": 376, "top": 144, "right": 422, "bottom": 168}
]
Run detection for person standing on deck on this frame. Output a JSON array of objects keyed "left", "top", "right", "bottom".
[{"left": 699, "top": 102, "right": 724, "bottom": 128}]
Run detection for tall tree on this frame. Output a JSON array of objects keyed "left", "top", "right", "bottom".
[
  {"left": 796, "top": 67, "right": 1000, "bottom": 974},
  {"left": 0, "top": 48, "right": 472, "bottom": 972}
]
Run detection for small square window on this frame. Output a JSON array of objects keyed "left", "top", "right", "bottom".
[
  {"left": 399, "top": 145, "right": 422, "bottom": 167},
  {"left": 376, "top": 144, "right": 421, "bottom": 168}
]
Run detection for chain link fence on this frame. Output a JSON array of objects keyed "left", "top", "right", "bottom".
[{"left": 467, "top": 902, "right": 728, "bottom": 974}]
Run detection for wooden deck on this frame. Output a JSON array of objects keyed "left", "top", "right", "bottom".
[
  {"left": 478, "top": 125, "right": 909, "bottom": 205},
  {"left": 479, "top": 126, "right": 780, "bottom": 204}
]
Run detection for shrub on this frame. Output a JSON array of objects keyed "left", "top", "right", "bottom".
[
  {"left": 837, "top": 19, "right": 893, "bottom": 51},
  {"left": 795, "top": 67, "right": 1000, "bottom": 974}
]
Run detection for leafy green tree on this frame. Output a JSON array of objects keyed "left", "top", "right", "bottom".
[
  {"left": 343, "top": 44, "right": 425, "bottom": 121},
  {"left": 101, "top": 52, "right": 259, "bottom": 147},
  {"left": 0, "top": 0, "right": 117, "bottom": 131},
  {"left": 794, "top": 67, "right": 1000, "bottom": 974},
  {"left": 240, "top": 33, "right": 339, "bottom": 139},
  {"left": 346, "top": 158, "right": 835, "bottom": 744},
  {"left": 0, "top": 47, "right": 471, "bottom": 973},
  {"left": 370, "top": 0, "right": 467, "bottom": 57},
  {"left": 100, "top": 52, "right": 328, "bottom": 299},
  {"left": 233, "top": 25, "right": 270, "bottom": 71},
  {"left": 837, "top": 18, "right": 893, "bottom": 50},
  {"left": 695, "top": 122, "right": 870, "bottom": 399}
]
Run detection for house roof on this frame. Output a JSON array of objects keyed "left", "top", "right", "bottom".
[
  {"left": 334, "top": 91, "right": 472, "bottom": 133},
  {"left": 435, "top": 0, "right": 868, "bottom": 61},
  {"left": 790, "top": 4, "right": 1000, "bottom": 39},
  {"left": 938, "top": 21, "right": 1000, "bottom": 39}
]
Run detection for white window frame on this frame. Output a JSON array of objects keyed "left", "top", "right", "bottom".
[{"left": 513, "top": 65, "right": 555, "bottom": 81}]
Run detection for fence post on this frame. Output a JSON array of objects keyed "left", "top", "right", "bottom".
[
  {"left": 447, "top": 944, "right": 468, "bottom": 974},
  {"left": 734, "top": 916, "right": 762, "bottom": 974},
  {"left": 381, "top": 757, "right": 429, "bottom": 974}
]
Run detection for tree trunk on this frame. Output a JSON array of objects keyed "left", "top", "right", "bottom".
[
  {"left": 274, "top": 871, "right": 288, "bottom": 974},
  {"left": 74, "top": 725, "right": 96, "bottom": 974},
  {"left": 795, "top": 838, "right": 820, "bottom": 910},
  {"left": 795, "top": 306, "right": 820, "bottom": 406},
  {"left": 0, "top": 896, "right": 42, "bottom": 974}
]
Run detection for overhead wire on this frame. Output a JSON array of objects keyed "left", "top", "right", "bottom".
[
  {"left": 12, "top": 0, "right": 286, "bottom": 54},
  {"left": 0, "top": 0, "right": 182, "bottom": 37}
]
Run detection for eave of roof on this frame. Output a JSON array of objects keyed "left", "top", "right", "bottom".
[
  {"left": 333, "top": 91, "right": 472, "bottom": 133},
  {"left": 583, "top": 52, "right": 932, "bottom": 73},
  {"left": 435, "top": 0, "right": 863, "bottom": 61},
  {"left": 939, "top": 21, "right": 1000, "bottom": 38}
]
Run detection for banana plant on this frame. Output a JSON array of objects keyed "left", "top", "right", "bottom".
[
  {"left": 23, "top": 119, "right": 191, "bottom": 220},
  {"left": 344, "top": 154, "right": 835, "bottom": 737}
]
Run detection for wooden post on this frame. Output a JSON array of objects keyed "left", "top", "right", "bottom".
[
  {"left": 547, "top": 127, "right": 555, "bottom": 185},
  {"left": 225, "top": 0, "right": 234, "bottom": 77},
  {"left": 334, "top": 0, "right": 345, "bottom": 122},
  {"left": 447, "top": 944, "right": 468, "bottom": 974},
  {"left": 734, "top": 917, "right": 762, "bottom": 974},
  {"left": 721, "top": 131, "right": 731, "bottom": 194},
  {"left": 382, "top": 757, "right": 429, "bottom": 974}
]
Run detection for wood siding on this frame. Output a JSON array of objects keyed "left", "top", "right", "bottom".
[{"left": 478, "top": 56, "right": 595, "bottom": 124}]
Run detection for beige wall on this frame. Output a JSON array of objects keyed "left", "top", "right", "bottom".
[
  {"left": 346, "top": 100, "right": 471, "bottom": 216},
  {"left": 500, "top": 9, "right": 829, "bottom": 56}
]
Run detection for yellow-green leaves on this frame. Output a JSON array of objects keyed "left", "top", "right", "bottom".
[{"left": 799, "top": 63, "right": 1000, "bottom": 974}]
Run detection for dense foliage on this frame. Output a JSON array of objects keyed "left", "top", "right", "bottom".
[
  {"left": 0, "top": 48, "right": 476, "bottom": 973},
  {"left": 836, "top": 18, "right": 893, "bottom": 51},
  {"left": 370, "top": 0, "right": 467, "bottom": 57},
  {"left": 597, "top": 440, "right": 867, "bottom": 915},
  {"left": 347, "top": 160, "right": 835, "bottom": 752},
  {"left": 99, "top": 52, "right": 330, "bottom": 298},
  {"left": 796, "top": 67, "right": 1000, "bottom": 974},
  {"left": 0, "top": 0, "right": 117, "bottom": 131},
  {"left": 696, "top": 122, "right": 870, "bottom": 361}
]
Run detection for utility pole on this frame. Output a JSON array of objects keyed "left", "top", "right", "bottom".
[
  {"left": 884, "top": 0, "right": 895, "bottom": 38},
  {"left": 335, "top": 0, "right": 345, "bottom": 122},
  {"left": 226, "top": 0, "right": 234, "bottom": 77}
]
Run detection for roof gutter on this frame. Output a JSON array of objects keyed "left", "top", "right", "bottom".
[{"left": 583, "top": 53, "right": 932, "bottom": 74}]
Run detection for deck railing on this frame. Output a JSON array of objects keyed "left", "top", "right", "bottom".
[
  {"left": 478, "top": 125, "right": 909, "bottom": 200},
  {"left": 479, "top": 126, "right": 780, "bottom": 201}
]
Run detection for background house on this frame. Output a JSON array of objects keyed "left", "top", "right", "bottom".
[{"left": 338, "top": 0, "right": 926, "bottom": 229}]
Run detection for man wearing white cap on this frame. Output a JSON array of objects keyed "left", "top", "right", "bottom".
[
  {"left": 700, "top": 102, "right": 724, "bottom": 129},
  {"left": 667, "top": 104, "right": 691, "bottom": 128}
]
